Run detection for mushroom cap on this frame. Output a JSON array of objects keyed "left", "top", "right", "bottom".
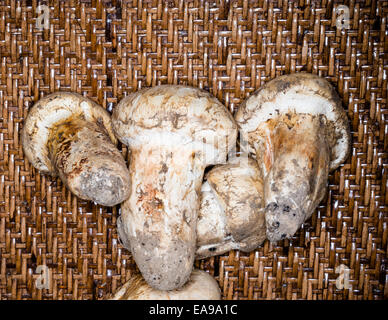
[
  {"left": 110, "top": 269, "right": 221, "bottom": 300},
  {"left": 22, "top": 92, "right": 117, "bottom": 174},
  {"left": 112, "top": 85, "right": 237, "bottom": 165},
  {"left": 203, "top": 155, "right": 265, "bottom": 242},
  {"left": 235, "top": 73, "right": 351, "bottom": 171}
]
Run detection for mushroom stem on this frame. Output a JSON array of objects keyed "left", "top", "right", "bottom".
[
  {"left": 258, "top": 113, "right": 330, "bottom": 242},
  {"left": 47, "top": 116, "right": 130, "bottom": 207},
  {"left": 120, "top": 142, "right": 204, "bottom": 290}
]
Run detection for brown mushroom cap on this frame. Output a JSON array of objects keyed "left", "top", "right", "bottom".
[
  {"left": 235, "top": 72, "right": 351, "bottom": 171},
  {"left": 22, "top": 92, "right": 117, "bottom": 174},
  {"left": 110, "top": 269, "right": 221, "bottom": 300}
]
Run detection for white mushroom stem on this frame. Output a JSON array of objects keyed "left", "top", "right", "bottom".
[
  {"left": 47, "top": 116, "right": 130, "bottom": 207},
  {"left": 110, "top": 269, "right": 221, "bottom": 300},
  {"left": 120, "top": 141, "right": 205, "bottom": 290},
  {"left": 256, "top": 113, "right": 330, "bottom": 242}
]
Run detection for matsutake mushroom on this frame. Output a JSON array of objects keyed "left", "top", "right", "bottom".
[
  {"left": 110, "top": 269, "right": 220, "bottom": 300},
  {"left": 235, "top": 73, "right": 350, "bottom": 242},
  {"left": 22, "top": 92, "right": 130, "bottom": 207},
  {"left": 113, "top": 85, "right": 237, "bottom": 290},
  {"left": 196, "top": 156, "right": 266, "bottom": 259}
]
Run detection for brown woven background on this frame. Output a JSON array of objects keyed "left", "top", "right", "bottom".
[{"left": 0, "top": 0, "right": 387, "bottom": 300}]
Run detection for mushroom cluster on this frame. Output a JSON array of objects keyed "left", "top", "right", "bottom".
[{"left": 22, "top": 72, "right": 350, "bottom": 299}]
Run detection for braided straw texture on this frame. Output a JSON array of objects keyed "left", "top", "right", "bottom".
[{"left": 0, "top": 0, "right": 387, "bottom": 300}]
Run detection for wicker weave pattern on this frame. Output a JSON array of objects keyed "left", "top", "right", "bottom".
[{"left": 0, "top": 0, "right": 387, "bottom": 300}]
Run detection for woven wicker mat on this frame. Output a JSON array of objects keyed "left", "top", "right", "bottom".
[{"left": 0, "top": 0, "right": 387, "bottom": 300}]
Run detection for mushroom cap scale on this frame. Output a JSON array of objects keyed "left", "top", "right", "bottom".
[
  {"left": 235, "top": 73, "right": 351, "bottom": 171},
  {"left": 22, "top": 92, "right": 117, "bottom": 174}
]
